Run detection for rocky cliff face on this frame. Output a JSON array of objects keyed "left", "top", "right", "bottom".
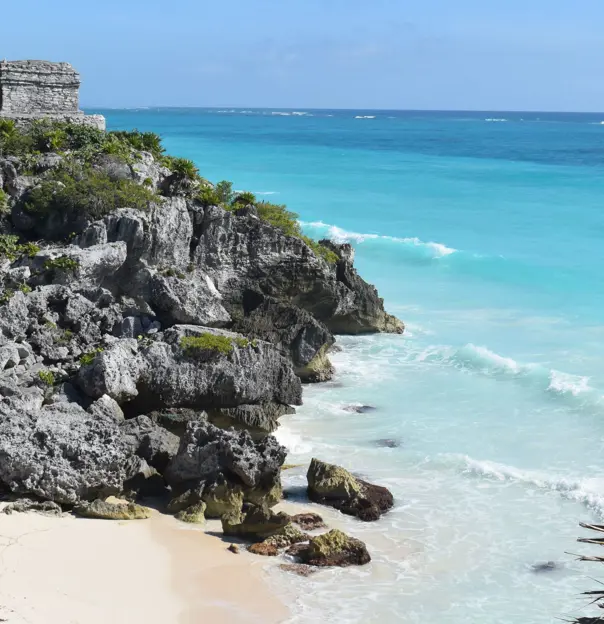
[{"left": 0, "top": 122, "right": 403, "bottom": 509}]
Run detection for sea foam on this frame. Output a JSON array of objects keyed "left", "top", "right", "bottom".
[
  {"left": 453, "top": 454, "right": 604, "bottom": 517},
  {"left": 300, "top": 220, "right": 457, "bottom": 259}
]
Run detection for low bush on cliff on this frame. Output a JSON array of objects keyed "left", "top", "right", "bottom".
[
  {"left": 180, "top": 333, "right": 235, "bottom": 356},
  {"left": 25, "top": 165, "right": 158, "bottom": 221},
  {"left": 0, "top": 234, "right": 40, "bottom": 261}
]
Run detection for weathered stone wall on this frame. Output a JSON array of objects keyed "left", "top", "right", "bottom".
[
  {"left": 0, "top": 61, "right": 79, "bottom": 115},
  {"left": 0, "top": 60, "right": 105, "bottom": 131}
]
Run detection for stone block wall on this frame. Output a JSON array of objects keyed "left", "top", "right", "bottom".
[
  {"left": 0, "top": 60, "right": 105, "bottom": 130},
  {"left": 0, "top": 60, "right": 80, "bottom": 115}
]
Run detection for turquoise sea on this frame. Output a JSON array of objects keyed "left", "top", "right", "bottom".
[{"left": 97, "top": 108, "right": 604, "bottom": 623}]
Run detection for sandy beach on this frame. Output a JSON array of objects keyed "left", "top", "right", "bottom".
[{"left": 0, "top": 506, "right": 290, "bottom": 624}]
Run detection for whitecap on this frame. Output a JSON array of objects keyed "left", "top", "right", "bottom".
[
  {"left": 299, "top": 220, "right": 457, "bottom": 259},
  {"left": 355, "top": 115, "right": 376, "bottom": 119},
  {"left": 275, "top": 425, "right": 314, "bottom": 454},
  {"left": 451, "top": 454, "right": 604, "bottom": 517},
  {"left": 484, "top": 118, "right": 508, "bottom": 122}
]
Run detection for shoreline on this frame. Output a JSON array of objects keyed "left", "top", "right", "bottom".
[{"left": 0, "top": 507, "right": 290, "bottom": 624}]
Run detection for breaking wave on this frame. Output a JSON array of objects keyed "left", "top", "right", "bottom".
[
  {"left": 450, "top": 454, "right": 604, "bottom": 517},
  {"left": 410, "top": 342, "right": 601, "bottom": 406},
  {"left": 300, "top": 220, "right": 456, "bottom": 260}
]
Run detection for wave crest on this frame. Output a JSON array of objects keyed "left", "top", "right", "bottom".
[
  {"left": 451, "top": 454, "right": 604, "bottom": 517},
  {"left": 300, "top": 220, "right": 456, "bottom": 259},
  {"left": 413, "top": 343, "right": 598, "bottom": 403}
]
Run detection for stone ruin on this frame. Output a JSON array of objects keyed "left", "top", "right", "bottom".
[{"left": 0, "top": 60, "right": 105, "bottom": 130}]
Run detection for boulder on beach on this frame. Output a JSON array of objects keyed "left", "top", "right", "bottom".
[
  {"left": 221, "top": 503, "right": 291, "bottom": 541},
  {"left": 73, "top": 497, "right": 151, "bottom": 520},
  {"left": 294, "top": 529, "right": 371, "bottom": 567},
  {"left": 307, "top": 457, "right": 394, "bottom": 521},
  {"left": 175, "top": 501, "right": 206, "bottom": 524}
]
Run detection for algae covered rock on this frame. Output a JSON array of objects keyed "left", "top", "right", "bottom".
[
  {"left": 203, "top": 480, "right": 244, "bottom": 519},
  {"left": 263, "top": 523, "right": 309, "bottom": 549},
  {"left": 298, "top": 529, "right": 371, "bottom": 567},
  {"left": 175, "top": 501, "right": 206, "bottom": 524},
  {"left": 291, "top": 512, "right": 327, "bottom": 531},
  {"left": 248, "top": 542, "right": 279, "bottom": 557},
  {"left": 307, "top": 458, "right": 393, "bottom": 522},
  {"left": 73, "top": 497, "right": 151, "bottom": 520},
  {"left": 221, "top": 503, "right": 291, "bottom": 541}
]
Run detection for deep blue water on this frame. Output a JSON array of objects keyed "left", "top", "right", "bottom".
[{"left": 94, "top": 107, "right": 604, "bottom": 623}]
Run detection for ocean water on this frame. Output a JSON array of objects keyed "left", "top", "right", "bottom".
[{"left": 96, "top": 108, "right": 604, "bottom": 623}]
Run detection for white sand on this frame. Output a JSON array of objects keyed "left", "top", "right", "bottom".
[{"left": 0, "top": 508, "right": 289, "bottom": 624}]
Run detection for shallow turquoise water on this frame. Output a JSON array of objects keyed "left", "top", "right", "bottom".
[{"left": 97, "top": 108, "right": 604, "bottom": 623}]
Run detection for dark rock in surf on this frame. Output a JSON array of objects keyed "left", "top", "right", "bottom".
[{"left": 307, "top": 457, "right": 393, "bottom": 521}]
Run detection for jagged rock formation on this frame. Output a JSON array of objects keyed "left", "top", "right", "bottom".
[
  {"left": 307, "top": 457, "right": 394, "bottom": 521},
  {"left": 0, "top": 118, "right": 403, "bottom": 523},
  {"left": 0, "top": 60, "right": 105, "bottom": 129}
]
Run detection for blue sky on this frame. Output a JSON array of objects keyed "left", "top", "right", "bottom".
[{"left": 3, "top": 0, "right": 604, "bottom": 111}]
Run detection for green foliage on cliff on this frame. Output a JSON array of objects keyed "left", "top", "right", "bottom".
[
  {"left": 0, "top": 189, "right": 8, "bottom": 213},
  {"left": 79, "top": 347, "right": 104, "bottom": 366},
  {"left": 43, "top": 256, "right": 79, "bottom": 272},
  {"left": 25, "top": 165, "right": 158, "bottom": 221},
  {"left": 38, "top": 369, "right": 55, "bottom": 386},
  {"left": 0, "top": 120, "right": 338, "bottom": 264},
  {"left": 162, "top": 156, "right": 199, "bottom": 178},
  {"left": 0, "top": 234, "right": 40, "bottom": 261},
  {"left": 110, "top": 130, "right": 164, "bottom": 159},
  {"left": 180, "top": 333, "right": 235, "bottom": 356}
]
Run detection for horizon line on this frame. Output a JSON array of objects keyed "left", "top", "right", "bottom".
[{"left": 81, "top": 106, "right": 604, "bottom": 115}]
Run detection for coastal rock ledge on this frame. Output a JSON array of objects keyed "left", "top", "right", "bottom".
[{"left": 0, "top": 81, "right": 403, "bottom": 519}]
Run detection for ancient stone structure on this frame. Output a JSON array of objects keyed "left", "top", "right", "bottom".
[{"left": 0, "top": 60, "right": 105, "bottom": 130}]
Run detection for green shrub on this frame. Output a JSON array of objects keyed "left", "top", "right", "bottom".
[
  {"left": 256, "top": 201, "right": 301, "bottom": 238},
  {"left": 196, "top": 186, "right": 221, "bottom": 207},
  {"left": 162, "top": 267, "right": 185, "bottom": 279},
  {"left": 38, "top": 369, "right": 55, "bottom": 386},
  {"left": 20, "top": 242, "right": 40, "bottom": 257},
  {"left": 44, "top": 256, "right": 79, "bottom": 272},
  {"left": 232, "top": 191, "right": 256, "bottom": 207},
  {"left": 18, "top": 283, "right": 32, "bottom": 294},
  {"left": 0, "top": 189, "right": 8, "bottom": 212},
  {"left": 25, "top": 166, "right": 158, "bottom": 223},
  {"left": 0, "top": 289, "right": 14, "bottom": 305},
  {"left": 0, "top": 235, "right": 21, "bottom": 260},
  {"left": 0, "top": 235, "right": 41, "bottom": 261},
  {"left": 234, "top": 337, "right": 249, "bottom": 348},
  {"left": 180, "top": 333, "right": 234, "bottom": 356},
  {"left": 109, "top": 130, "right": 164, "bottom": 159},
  {"left": 215, "top": 180, "right": 234, "bottom": 205},
  {"left": 79, "top": 347, "right": 104, "bottom": 366},
  {"left": 302, "top": 236, "right": 339, "bottom": 263},
  {"left": 163, "top": 157, "right": 199, "bottom": 179}
]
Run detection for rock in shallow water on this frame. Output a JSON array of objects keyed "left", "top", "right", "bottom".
[
  {"left": 291, "top": 512, "right": 327, "bottom": 531},
  {"left": 342, "top": 404, "right": 376, "bottom": 414},
  {"left": 293, "top": 529, "right": 371, "bottom": 567},
  {"left": 374, "top": 438, "right": 401, "bottom": 448},
  {"left": 248, "top": 542, "right": 279, "bottom": 557},
  {"left": 307, "top": 458, "right": 394, "bottom": 521},
  {"left": 279, "top": 563, "right": 318, "bottom": 577}
]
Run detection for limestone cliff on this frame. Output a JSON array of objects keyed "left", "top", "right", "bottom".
[{"left": 0, "top": 119, "right": 403, "bottom": 511}]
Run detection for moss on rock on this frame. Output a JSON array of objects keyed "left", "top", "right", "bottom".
[
  {"left": 203, "top": 481, "right": 244, "bottom": 519},
  {"left": 301, "top": 529, "right": 371, "bottom": 567},
  {"left": 73, "top": 497, "right": 151, "bottom": 520},
  {"left": 175, "top": 501, "right": 206, "bottom": 524}
]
